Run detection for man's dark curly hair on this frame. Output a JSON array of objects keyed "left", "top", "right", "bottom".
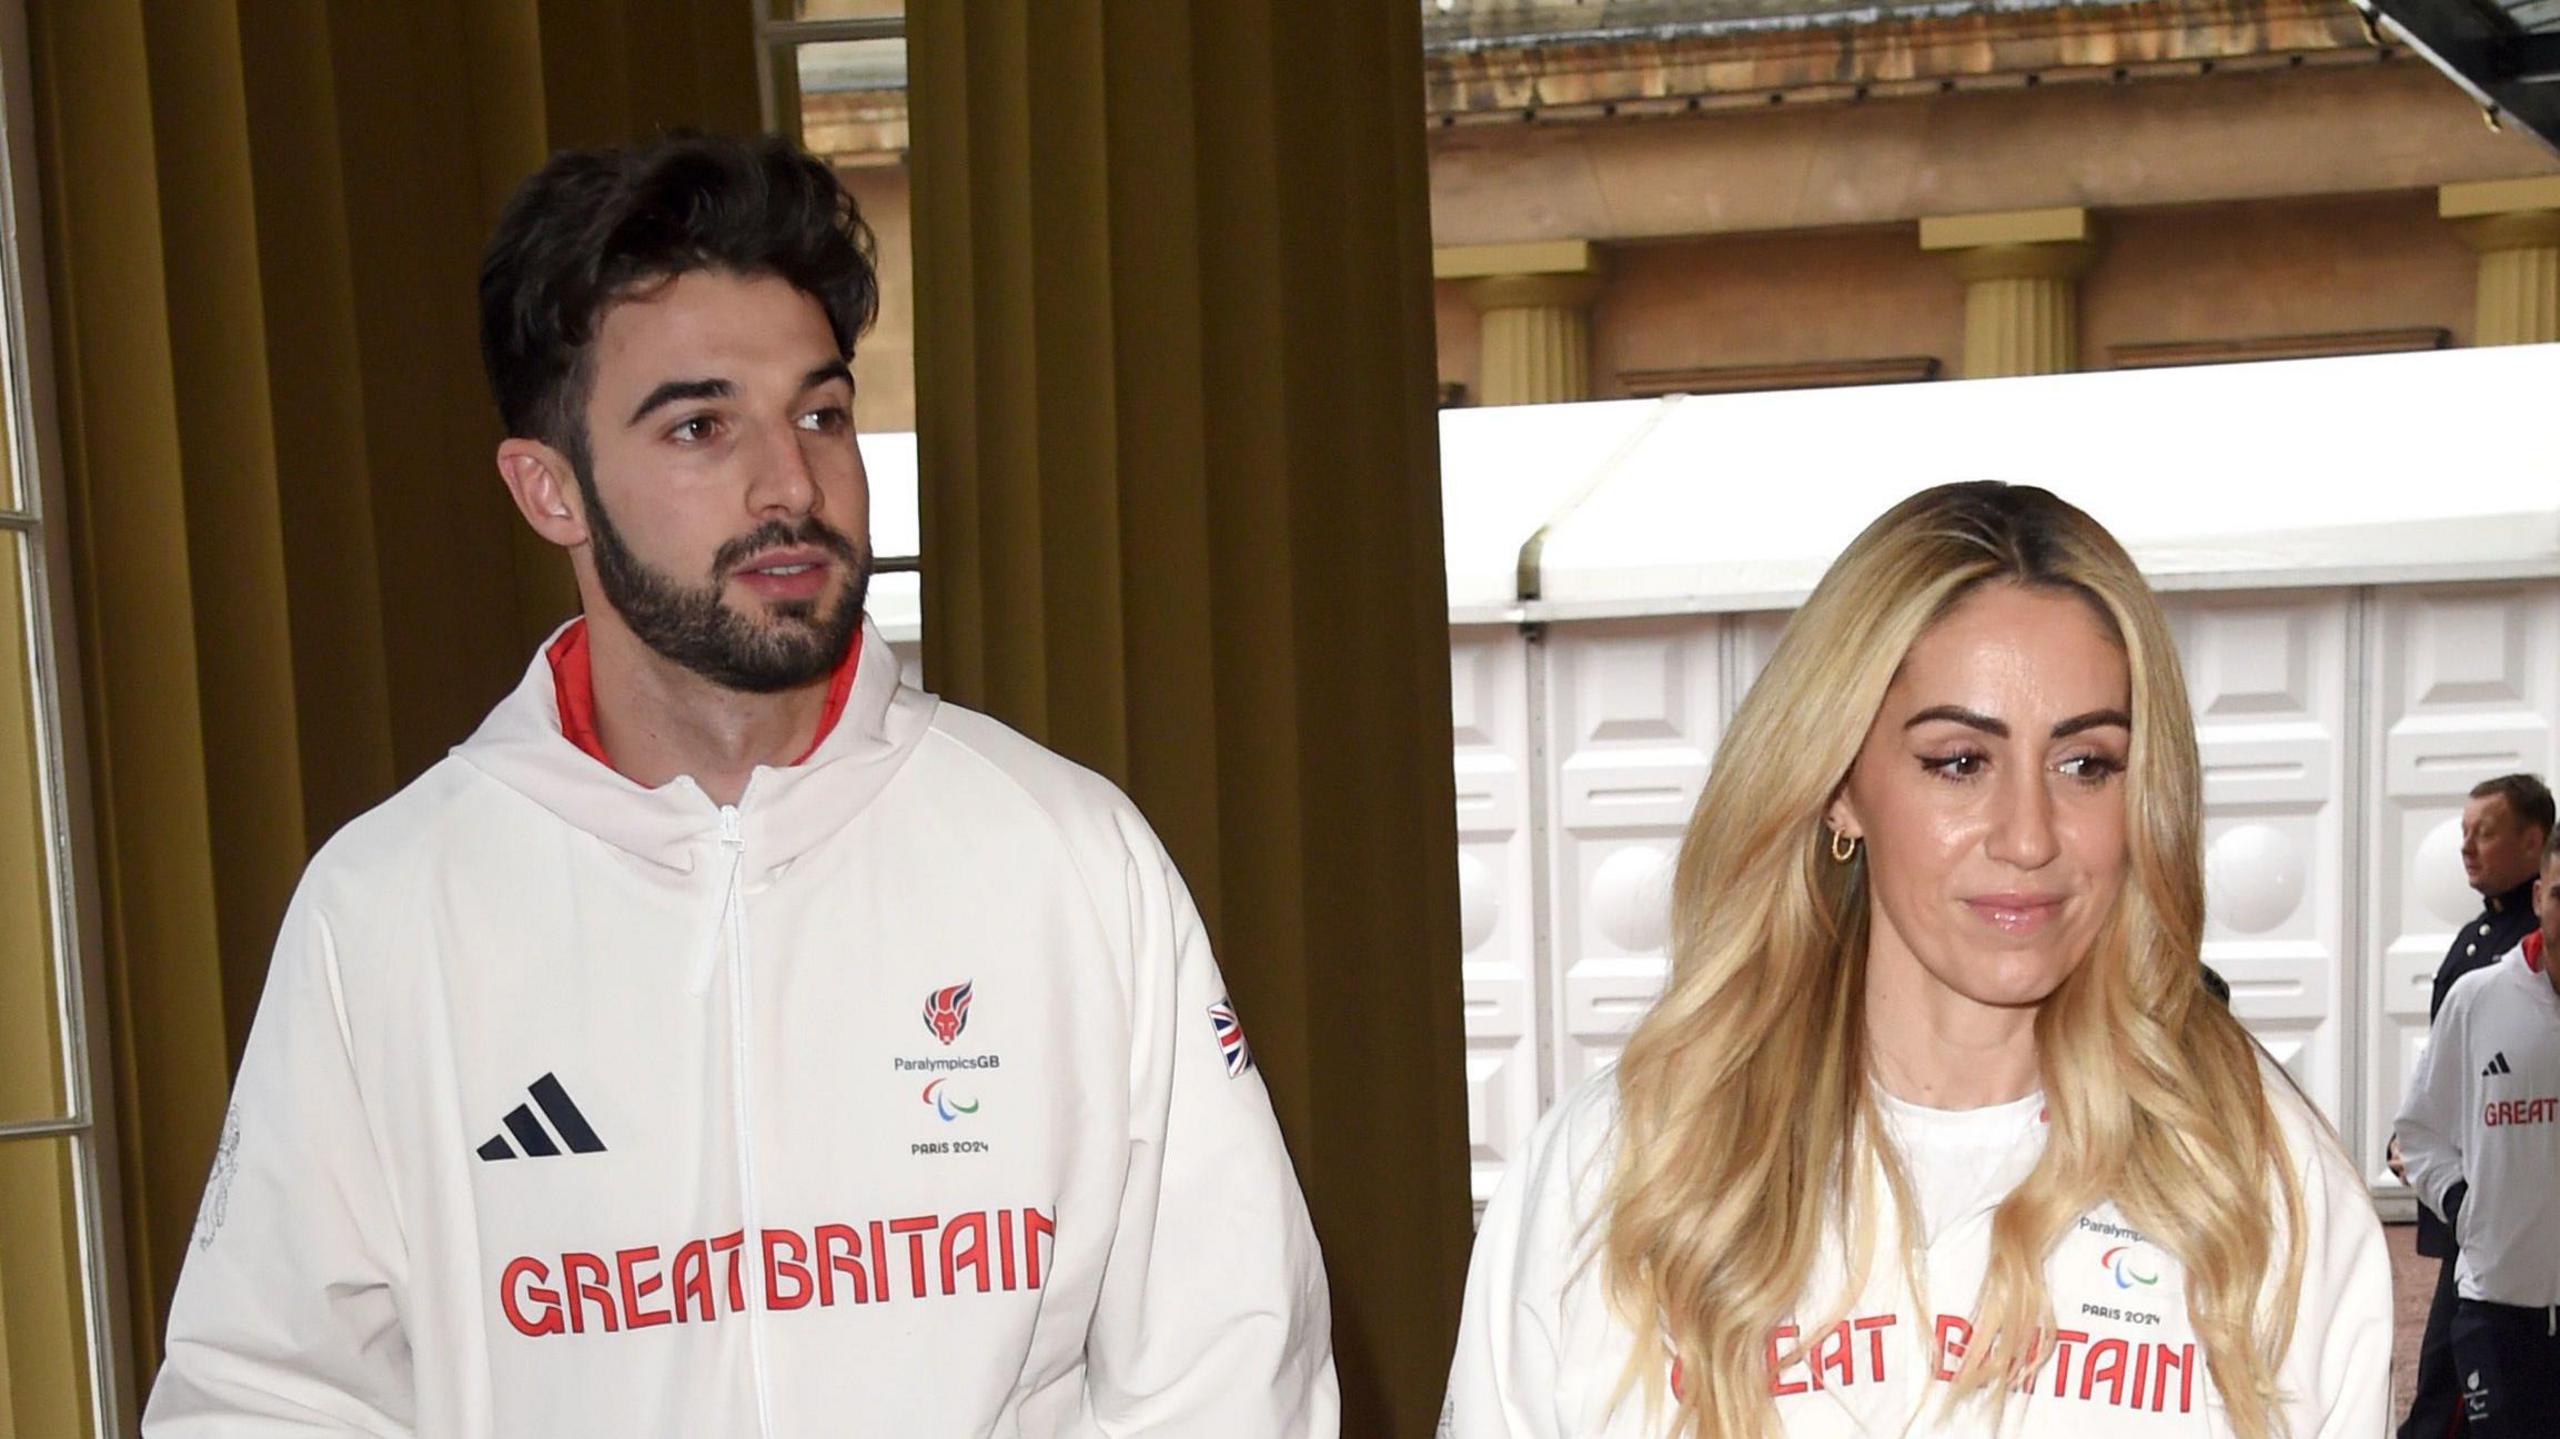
[{"left": 478, "top": 131, "right": 878, "bottom": 469}]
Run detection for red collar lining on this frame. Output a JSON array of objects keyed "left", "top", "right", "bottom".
[
  {"left": 544, "top": 617, "right": 859, "bottom": 775},
  {"left": 2527, "top": 930, "right": 2545, "bottom": 973}
]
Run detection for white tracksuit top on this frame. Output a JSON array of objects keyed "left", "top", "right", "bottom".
[
  {"left": 1444, "top": 1054, "right": 2388, "bottom": 1438},
  {"left": 144, "top": 620, "right": 1339, "bottom": 1438},
  {"left": 2395, "top": 936, "right": 2560, "bottom": 1309}
]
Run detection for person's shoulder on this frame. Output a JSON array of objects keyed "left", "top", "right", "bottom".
[
  {"left": 297, "top": 756, "right": 494, "bottom": 894},
  {"left": 916, "top": 698, "right": 1145, "bottom": 837},
  {"left": 1505, "top": 1067, "right": 1625, "bottom": 1225},
  {"left": 2441, "top": 952, "right": 2516, "bottom": 1016},
  {"left": 2250, "top": 1050, "right": 2370, "bottom": 1217}
]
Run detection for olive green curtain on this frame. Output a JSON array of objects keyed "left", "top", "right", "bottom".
[
  {"left": 907, "top": 5, "right": 1474, "bottom": 1433},
  {"left": 25, "top": 0, "right": 758, "bottom": 1390}
]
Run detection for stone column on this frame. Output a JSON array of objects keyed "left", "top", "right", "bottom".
[
  {"left": 907, "top": 6, "right": 1471, "bottom": 1433},
  {"left": 1920, "top": 207, "right": 2096, "bottom": 378},
  {"left": 2442, "top": 178, "right": 2560, "bottom": 347},
  {"left": 1437, "top": 240, "right": 1605, "bottom": 405}
]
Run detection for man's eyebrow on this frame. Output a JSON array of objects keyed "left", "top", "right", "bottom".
[
  {"left": 627, "top": 377, "right": 732, "bottom": 426},
  {"left": 1901, "top": 704, "right": 2134, "bottom": 739},
  {"left": 801, "top": 360, "right": 854, "bottom": 393}
]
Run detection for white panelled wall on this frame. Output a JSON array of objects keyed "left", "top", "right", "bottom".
[{"left": 1452, "top": 582, "right": 2560, "bottom": 1211}]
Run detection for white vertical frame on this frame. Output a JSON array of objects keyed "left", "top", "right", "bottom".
[
  {"left": 0, "top": 0, "right": 136, "bottom": 1427},
  {"left": 1540, "top": 618, "right": 1722, "bottom": 1096},
  {"left": 1451, "top": 626, "right": 1541, "bottom": 1206},
  {"left": 2164, "top": 589, "right": 2354, "bottom": 1134}
]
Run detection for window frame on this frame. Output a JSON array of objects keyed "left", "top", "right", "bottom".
[
  {"left": 0, "top": 0, "right": 139, "bottom": 1430},
  {"left": 754, "top": 2, "right": 908, "bottom": 147}
]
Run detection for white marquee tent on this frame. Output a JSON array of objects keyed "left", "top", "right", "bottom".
[{"left": 862, "top": 342, "right": 2560, "bottom": 1207}]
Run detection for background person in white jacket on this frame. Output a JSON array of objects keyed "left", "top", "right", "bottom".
[
  {"left": 1443, "top": 483, "right": 2388, "bottom": 1439},
  {"left": 142, "top": 132, "right": 1337, "bottom": 1437},
  {"left": 2394, "top": 829, "right": 2560, "bottom": 1438}
]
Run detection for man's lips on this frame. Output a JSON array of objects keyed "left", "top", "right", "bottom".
[
  {"left": 1963, "top": 892, "right": 2068, "bottom": 935},
  {"left": 730, "top": 548, "right": 834, "bottom": 600}
]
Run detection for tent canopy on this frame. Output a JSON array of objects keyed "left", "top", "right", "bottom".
[{"left": 864, "top": 343, "right": 2560, "bottom": 637}]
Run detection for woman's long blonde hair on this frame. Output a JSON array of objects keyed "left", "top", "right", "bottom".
[{"left": 1602, "top": 482, "right": 2306, "bottom": 1437}]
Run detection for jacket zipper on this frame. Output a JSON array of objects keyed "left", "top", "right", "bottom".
[{"left": 718, "top": 803, "right": 777, "bottom": 1438}]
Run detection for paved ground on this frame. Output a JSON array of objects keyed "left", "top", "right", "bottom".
[{"left": 2387, "top": 1222, "right": 2428, "bottom": 1423}]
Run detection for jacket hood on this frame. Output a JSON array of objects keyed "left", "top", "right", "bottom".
[{"left": 453, "top": 616, "right": 936, "bottom": 876}]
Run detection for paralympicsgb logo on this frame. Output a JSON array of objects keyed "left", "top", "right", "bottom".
[{"left": 924, "top": 981, "right": 974, "bottom": 1046}]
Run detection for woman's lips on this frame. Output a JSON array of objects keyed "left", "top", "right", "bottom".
[{"left": 1963, "top": 893, "right": 2067, "bottom": 935}]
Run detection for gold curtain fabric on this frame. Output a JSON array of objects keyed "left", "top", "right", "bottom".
[
  {"left": 907, "top": 5, "right": 1475, "bottom": 1433},
  {"left": 24, "top": 0, "right": 757, "bottom": 1389}
]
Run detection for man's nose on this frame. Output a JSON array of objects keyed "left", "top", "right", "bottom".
[{"left": 746, "top": 422, "right": 820, "bottom": 516}]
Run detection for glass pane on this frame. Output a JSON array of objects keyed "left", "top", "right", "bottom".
[
  {"left": 789, "top": 0, "right": 903, "bottom": 19},
  {"left": 796, "top": 37, "right": 907, "bottom": 127},
  {"left": 798, "top": 40, "right": 915, "bottom": 437},
  {"left": 0, "top": 1137, "right": 97, "bottom": 1438},
  {"left": 0, "top": 530, "right": 65, "bottom": 1124}
]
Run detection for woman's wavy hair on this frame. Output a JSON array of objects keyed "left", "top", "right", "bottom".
[{"left": 1601, "top": 482, "right": 2307, "bottom": 1437}]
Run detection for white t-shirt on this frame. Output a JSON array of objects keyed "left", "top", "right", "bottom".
[{"left": 1443, "top": 1055, "right": 2388, "bottom": 1438}]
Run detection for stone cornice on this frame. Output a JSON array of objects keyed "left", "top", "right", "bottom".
[{"left": 1423, "top": 0, "right": 2383, "bottom": 123}]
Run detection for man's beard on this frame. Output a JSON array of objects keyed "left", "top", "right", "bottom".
[{"left": 576, "top": 466, "right": 869, "bottom": 694}]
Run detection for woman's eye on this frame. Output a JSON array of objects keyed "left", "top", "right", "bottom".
[
  {"left": 2058, "top": 753, "right": 2127, "bottom": 784},
  {"left": 1919, "top": 752, "right": 1985, "bottom": 780}
]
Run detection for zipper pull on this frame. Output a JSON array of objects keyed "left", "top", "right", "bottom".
[{"left": 718, "top": 805, "right": 745, "bottom": 851}]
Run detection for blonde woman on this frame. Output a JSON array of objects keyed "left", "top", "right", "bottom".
[{"left": 1444, "top": 484, "right": 2388, "bottom": 1438}]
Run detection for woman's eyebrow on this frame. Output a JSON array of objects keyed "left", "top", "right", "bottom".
[
  {"left": 1903, "top": 704, "right": 2004, "bottom": 737},
  {"left": 2051, "top": 708, "right": 2133, "bottom": 739},
  {"left": 1900, "top": 704, "right": 2132, "bottom": 739}
]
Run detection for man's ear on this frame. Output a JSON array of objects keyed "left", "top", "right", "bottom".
[{"left": 496, "top": 438, "right": 588, "bottom": 548}]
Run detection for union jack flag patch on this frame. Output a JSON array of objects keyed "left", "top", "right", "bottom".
[{"left": 1208, "top": 998, "right": 1253, "bottom": 1078}]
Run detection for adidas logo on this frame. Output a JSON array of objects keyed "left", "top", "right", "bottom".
[
  {"left": 476, "top": 1073, "right": 607, "bottom": 1161},
  {"left": 2483, "top": 1052, "right": 2515, "bottom": 1079}
]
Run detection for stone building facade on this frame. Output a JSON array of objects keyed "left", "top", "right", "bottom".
[{"left": 803, "top": 0, "right": 2560, "bottom": 429}]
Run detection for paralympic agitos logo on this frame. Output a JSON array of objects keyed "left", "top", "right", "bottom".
[
  {"left": 2101, "top": 1244, "right": 2161, "bottom": 1290},
  {"left": 922, "top": 1078, "right": 979, "bottom": 1122}
]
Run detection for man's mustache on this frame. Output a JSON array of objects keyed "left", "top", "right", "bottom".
[{"left": 711, "top": 517, "right": 865, "bottom": 581}]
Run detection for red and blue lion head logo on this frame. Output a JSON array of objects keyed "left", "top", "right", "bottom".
[{"left": 923, "top": 981, "right": 974, "bottom": 1046}]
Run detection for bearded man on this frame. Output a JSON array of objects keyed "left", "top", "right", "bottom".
[{"left": 144, "top": 133, "right": 1337, "bottom": 1438}]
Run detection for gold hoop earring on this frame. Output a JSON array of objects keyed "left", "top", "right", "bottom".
[{"left": 1829, "top": 828, "right": 1860, "bottom": 863}]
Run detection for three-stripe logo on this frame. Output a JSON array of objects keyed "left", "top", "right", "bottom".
[
  {"left": 476, "top": 1073, "right": 607, "bottom": 1161},
  {"left": 2482, "top": 1051, "right": 2515, "bottom": 1079}
]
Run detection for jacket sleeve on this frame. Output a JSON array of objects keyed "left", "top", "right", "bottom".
[
  {"left": 142, "top": 889, "right": 414, "bottom": 1436},
  {"left": 2395, "top": 979, "right": 2475, "bottom": 1226},
  {"left": 1077, "top": 819, "right": 1338, "bottom": 1437},
  {"left": 2274, "top": 1106, "right": 2393, "bottom": 1439}
]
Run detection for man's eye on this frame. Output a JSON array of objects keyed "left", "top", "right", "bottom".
[
  {"left": 670, "top": 416, "right": 721, "bottom": 443},
  {"left": 797, "top": 406, "right": 850, "bottom": 434}
]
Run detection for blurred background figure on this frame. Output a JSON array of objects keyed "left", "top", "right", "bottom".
[{"left": 2393, "top": 772, "right": 2553, "bottom": 1439}]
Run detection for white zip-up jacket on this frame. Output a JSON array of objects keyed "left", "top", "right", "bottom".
[
  {"left": 145, "top": 619, "right": 1338, "bottom": 1437},
  {"left": 1444, "top": 1054, "right": 2387, "bottom": 1438},
  {"left": 2395, "top": 933, "right": 2560, "bottom": 1309}
]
